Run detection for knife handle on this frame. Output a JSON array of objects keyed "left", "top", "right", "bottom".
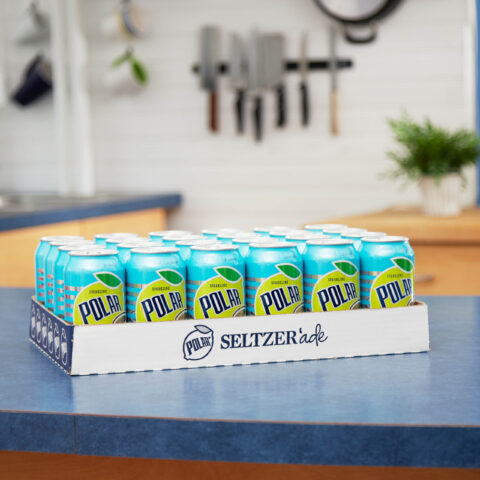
[
  {"left": 330, "top": 90, "right": 339, "bottom": 135},
  {"left": 300, "top": 82, "right": 309, "bottom": 127},
  {"left": 235, "top": 89, "right": 245, "bottom": 134},
  {"left": 276, "top": 85, "right": 287, "bottom": 127},
  {"left": 253, "top": 96, "right": 262, "bottom": 142},
  {"left": 209, "top": 91, "right": 218, "bottom": 132}
]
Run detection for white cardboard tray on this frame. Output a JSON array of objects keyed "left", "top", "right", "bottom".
[{"left": 29, "top": 297, "right": 429, "bottom": 376}]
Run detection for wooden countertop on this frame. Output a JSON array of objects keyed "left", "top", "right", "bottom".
[
  {"left": 0, "top": 193, "right": 182, "bottom": 232},
  {"left": 320, "top": 207, "right": 480, "bottom": 245}
]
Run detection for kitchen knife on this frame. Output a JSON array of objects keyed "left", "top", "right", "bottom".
[
  {"left": 248, "top": 30, "right": 265, "bottom": 142},
  {"left": 299, "top": 32, "right": 310, "bottom": 127},
  {"left": 263, "top": 34, "right": 286, "bottom": 128},
  {"left": 329, "top": 25, "right": 339, "bottom": 135},
  {"left": 229, "top": 34, "right": 248, "bottom": 134},
  {"left": 199, "top": 26, "right": 220, "bottom": 132}
]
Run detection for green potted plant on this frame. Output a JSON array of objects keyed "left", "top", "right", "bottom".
[{"left": 386, "top": 114, "right": 480, "bottom": 216}]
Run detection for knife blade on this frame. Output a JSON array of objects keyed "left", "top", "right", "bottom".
[
  {"left": 199, "top": 26, "right": 220, "bottom": 132},
  {"left": 299, "top": 32, "right": 310, "bottom": 127},
  {"left": 263, "top": 34, "right": 287, "bottom": 128},
  {"left": 248, "top": 30, "right": 264, "bottom": 142},
  {"left": 229, "top": 34, "right": 248, "bottom": 134}
]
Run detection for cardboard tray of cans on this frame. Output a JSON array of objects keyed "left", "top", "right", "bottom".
[{"left": 29, "top": 296, "right": 429, "bottom": 376}]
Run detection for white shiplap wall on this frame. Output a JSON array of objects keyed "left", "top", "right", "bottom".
[
  {"left": 0, "top": 0, "right": 477, "bottom": 230},
  {"left": 0, "top": 1, "right": 56, "bottom": 192}
]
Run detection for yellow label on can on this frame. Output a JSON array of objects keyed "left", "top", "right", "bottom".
[
  {"left": 135, "top": 270, "right": 187, "bottom": 322},
  {"left": 73, "top": 272, "right": 125, "bottom": 325},
  {"left": 370, "top": 258, "right": 414, "bottom": 309},
  {"left": 254, "top": 264, "right": 303, "bottom": 315},
  {"left": 193, "top": 267, "right": 245, "bottom": 319}
]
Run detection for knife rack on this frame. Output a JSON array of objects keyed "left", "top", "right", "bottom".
[{"left": 191, "top": 58, "right": 353, "bottom": 74}]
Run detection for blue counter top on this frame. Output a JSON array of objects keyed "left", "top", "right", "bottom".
[
  {"left": 0, "top": 289, "right": 479, "bottom": 467},
  {"left": 0, "top": 193, "right": 182, "bottom": 231}
]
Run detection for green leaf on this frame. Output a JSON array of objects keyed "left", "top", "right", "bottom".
[
  {"left": 94, "top": 272, "right": 122, "bottom": 288},
  {"left": 157, "top": 269, "right": 183, "bottom": 286},
  {"left": 130, "top": 58, "right": 148, "bottom": 85},
  {"left": 333, "top": 261, "right": 358, "bottom": 277},
  {"left": 392, "top": 258, "right": 414, "bottom": 273},
  {"left": 111, "top": 51, "right": 132, "bottom": 68},
  {"left": 215, "top": 267, "right": 241, "bottom": 282},
  {"left": 277, "top": 264, "right": 301, "bottom": 280}
]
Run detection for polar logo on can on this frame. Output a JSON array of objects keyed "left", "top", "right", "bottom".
[{"left": 183, "top": 325, "right": 214, "bottom": 361}]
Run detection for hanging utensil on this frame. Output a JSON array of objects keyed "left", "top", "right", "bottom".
[
  {"left": 312, "top": 0, "right": 404, "bottom": 44},
  {"left": 263, "top": 34, "right": 287, "bottom": 128},
  {"left": 229, "top": 34, "right": 248, "bottom": 134},
  {"left": 329, "top": 25, "right": 339, "bottom": 135},
  {"left": 248, "top": 30, "right": 265, "bottom": 142},
  {"left": 299, "top": 32, "right": 310, "bottom": 127},
  {"left": 199, "top": 26, "right": 220, "bottom": 132}
]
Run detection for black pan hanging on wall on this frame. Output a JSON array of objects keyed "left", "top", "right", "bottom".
[{"left": 313, "top": 0, "right": 404, "bottom": 44}]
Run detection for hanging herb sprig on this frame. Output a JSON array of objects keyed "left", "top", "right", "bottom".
[{"left": 111, "top": 47, "right": 148, "bottom": 85}]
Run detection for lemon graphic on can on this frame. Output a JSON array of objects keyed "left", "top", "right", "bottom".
[
  {"left": 135, "top": 269, "right": 187, "bottom": 322},
  {"left": 254, "top": 263, "right": 303, "bottom": 315},
  {"left": 73, "top": 272, "right": 125, "bottom": 325},
  {"left": 370, "top": 257, "right": 414, "bottom": 309},
  {"left": 194, "top": 266, "right": 245, "bottom": 319},
  {"left": 311, "top": 260, "right": 360, "bottom": 312}
]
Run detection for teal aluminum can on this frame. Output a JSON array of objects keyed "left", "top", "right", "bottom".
[
  {"left": 268, "top": 227, "right": 294, "bottom": 240},
  {"left": 54, "top": 243, "right": 101, "bottom": 318},
  {"left": 304, "top": 224, "right": 346, "bottom": 234},
  {"left": 45, "top": 240, "right": 93, "bottom": 311},
  {"left": 149, "top": 230, "right": 191, "bottom": 243},
  {"left": 360, "top": 236, "right": 415, "bottom": 309},
  {"left": 116, "top": 240, "right": 158, "bottom": 267},
  {"left": 246, "top": 242, "right": 303, "bottom": 316},
  {"left": 162, "top": 234, "right": 203, "bottom": 247},
  {"left": 341, "top": 231, "right": 386, "bottom": 252},
  {"left": 176, "top": 238, "right": 218, "bottom": 261},
  {"left": 95, "top": 233, "right": 138, "bottom": 246},
  {"left": 341, "top": 228, "right": 367, "bottom": 235},
  {"left": 105, "top": 236, "right": 150, "bottom": 250},
  {"left": 117, "top": 241, "right": 158, "bottom": 266},
  {"left": 321, "top": 225, "right": 349, "bottom": 238},
  {"left": 231, "top": 235, "right": 268, "bottom": 259},
  {"left": 126, "top": 247, "right": 186, "bottom": 322},
  {"left": 202, "top": 229, "right": 220, "bottom": 239},
  {"left": 303, "top": 239, "right": 359, "bottom": 312},
  {"left": 253, "top": 226, "right": 288, "bottom": 237},
  {"left": 64, "top": 249, "right": 125, "bottom": 325},
  {"left": 285, "top": 232, "right": 329, "bottom": 254},
  {"left": 187, "top": 244, "right": 245, "bottom": 319},
  {"left": 217, "top": 232, "right": 251, "bottom": 245},
  {"left": 35, "top": 235, "right": 84, "bottom": 304}
]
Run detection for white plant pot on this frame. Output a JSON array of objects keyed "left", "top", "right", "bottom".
[{"left": 419, "top": 174, "right": 462, "bottom": 217}]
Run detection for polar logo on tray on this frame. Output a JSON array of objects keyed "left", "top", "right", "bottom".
[{"left": 183, "top": 325, "right": 214, "bottom": 361}]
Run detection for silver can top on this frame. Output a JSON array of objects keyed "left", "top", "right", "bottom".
[
  {"left": 131, "top": 246, "right": 179, "bottom": 254},
  {"left": 95, "top": 233, "right": 138, "bottom": 240},
  {"left": 306, "top": 238, "right": 354, "bottom": 246},
  {"left": 363, "top": 236, "right": 409, "bottom": 243},
  {"left": 191, "top": 243, "right": 239, "bottom": 252},
  {"left": 69, "top": 248, "right": 118, "bottom": 256},
  {"left": 249, "top": 241, "right": 296, "bottom": 249}
]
